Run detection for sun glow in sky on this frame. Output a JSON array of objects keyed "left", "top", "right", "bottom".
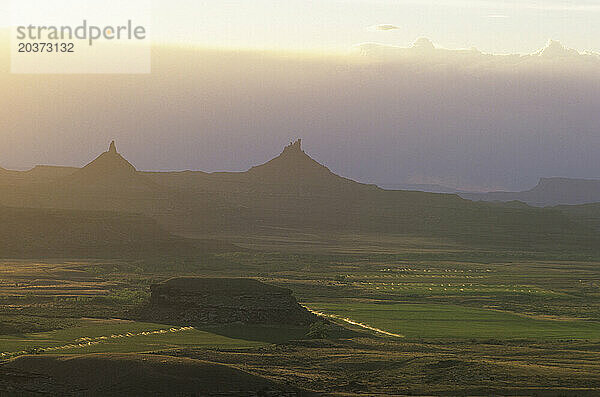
[
  {"left": 146, "top": 0, "right": 600, "bottom": 53},
  {"left": 1, "top": 0, "right": 599, "bottom": 54},
  {"left": 1, "top": 1, "right": 598, "bottom": 190}
]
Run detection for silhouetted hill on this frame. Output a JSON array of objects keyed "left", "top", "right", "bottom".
[
  {"left": 0, "top": 141, "right": 599, "bottom": 255},
  {"left": 0, "top": 142, "right": 172, "bottom": 213},
  {"left": 246, "top": 139, "right": 367, "bottom": 188},
  {"left": 462, "top": 177, "right": 600, "bottom": 207},
  {"left": 63, "top": 141, "right": 156, "bottom": 191},
  {"left": 153, "top": 144, "right": 598, "bottom": 253},
  {"left": 0, "top": 206, "right": 234, "bottom": 258},
  {"left": 144, "top": 139, "right": 378, "bottom": 195}
]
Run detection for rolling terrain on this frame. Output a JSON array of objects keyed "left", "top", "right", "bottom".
[
  {"left": 1, "top": 353, "right": 306, "bottom": 396},
  {"left": 1, "top": 254, "right": 600, "bottom": 395},
  {"left": 555, "top": 202, "right": 600, "bottom": 231},
  {"left": 0, "top": 206, "right": 233, "bottom": 258}
]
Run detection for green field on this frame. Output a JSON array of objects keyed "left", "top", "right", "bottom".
[
  {"left": 2, "top": 243, "right": 600, "bottom": 395},
  {"left": 308, "top": 302, "right": 600, "bottom": 340},
  {"left": 0, "top": 319, "right": 312, "bottom": 358}
]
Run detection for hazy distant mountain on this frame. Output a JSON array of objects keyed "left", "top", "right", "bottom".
[
  {"left": 0, "top": 141, "right": 598, "bottom": 254},
  {"left": 461, "top": 177, "right": 600, "bottom": 207},
  {"left": 378, "top": 183, "right": 466, "bottom": 194}
]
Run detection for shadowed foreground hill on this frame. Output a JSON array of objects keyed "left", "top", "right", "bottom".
[
  {"left": 0, "top": 206, "right": 234, "bottom": 258},
  {"left": 1, "top": 353, "right": 308, "bottom": 396}
]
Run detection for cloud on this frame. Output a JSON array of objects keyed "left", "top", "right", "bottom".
[
  {"left": 368, "top": 0, "right": 600, "bottom": 13},
  {"left": 367, "top": 24, "right": 401, "bottom": 32},
  {"left": 353, "top": 38, "right": 600, "bottom": 71},
  {"left": 412, "top": 37, "right": 436, "bottom": 51},
  {"left": 536, "top": 39, "right": 581, "bottom": 57}
]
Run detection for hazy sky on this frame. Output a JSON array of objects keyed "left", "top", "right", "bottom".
[
  {"left": 151, "top": 0, "right": 600, "bottom": 54},
  {"left": 1, "top": 1, "right": 599, "bottom": 191},
  {"left": 1, "top": 0, "right": 600, "bottom": 53}
]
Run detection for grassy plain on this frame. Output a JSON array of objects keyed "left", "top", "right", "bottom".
[
  {"left": 0, "top": 319, "right": 281, "bottom": 357},
  {"left": 1, "top": 233, "right": 600, "bottom": 394},
  {"left": 307, "top": 302, "right": 600, "bottom": 340}
]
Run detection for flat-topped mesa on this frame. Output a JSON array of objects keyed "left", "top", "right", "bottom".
[{"left": 142, "top": 277, "right": 317, "bottom": 325}]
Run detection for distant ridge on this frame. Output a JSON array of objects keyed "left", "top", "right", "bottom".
[
  {"left": 0, "top": 167, "right": 10, "bottom": 183},
  {"left": 0, "top": 164, "right": 77, "bottom": 186},
  {"left": 0, "top": 140, "right": 599, "bottom": 255},
  {"left": 25, "top": 165, "right": 78, "bottom": 180},
  {"left": 378, "top": 182, "right": 465, "bottom": 194},
  {"left": 462, "top": 177, "right": 600, "bottom": 207}
]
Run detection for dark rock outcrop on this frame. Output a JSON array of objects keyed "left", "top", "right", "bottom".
[{"left": 140, "top": 277, "right": 316, "bottom": 326}]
